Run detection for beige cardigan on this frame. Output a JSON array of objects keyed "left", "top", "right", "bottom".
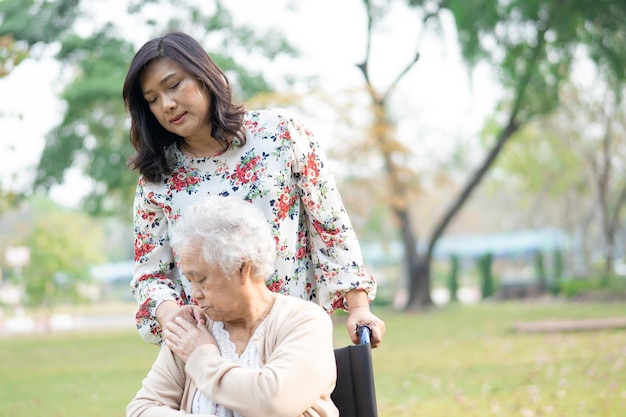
[{"left": 127, "top": 294, "right": 339, "bottom": 417}]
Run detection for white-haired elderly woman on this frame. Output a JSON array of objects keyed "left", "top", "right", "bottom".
[{"left": 127, "top": 195, "right": 338, "bottom": 417}]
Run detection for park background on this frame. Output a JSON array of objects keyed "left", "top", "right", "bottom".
[{"left": 1, "top": 0, "right": 626, "bottom": 416}]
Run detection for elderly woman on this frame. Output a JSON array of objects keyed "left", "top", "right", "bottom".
[{"left": 126, "top": 196, "right": 338, "bottom": 417}]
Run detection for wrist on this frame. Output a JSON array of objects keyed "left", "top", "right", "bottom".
[
  {"left": 156, "top": 300, "right": 179, "bottom": 325},
  {"left": 345, "top": 289, "right": 369, "bottom": 311}
]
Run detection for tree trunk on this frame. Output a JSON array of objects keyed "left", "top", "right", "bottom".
[
  {"left": 405, "top": 256, "right": 433, "bottom": 311},
  {"left": 403, "top": 116, "right": 521, "bottom": 310},
  {"left": 396, "top": 208, "right": 434, "bottom": 310}
]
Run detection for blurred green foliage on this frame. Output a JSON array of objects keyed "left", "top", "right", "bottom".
[
  {"left": 2, "top": 196, "right": 106, "bottom": 309},
  {"left": 558, "top": 274, "right": 626, "bottom": 299}
]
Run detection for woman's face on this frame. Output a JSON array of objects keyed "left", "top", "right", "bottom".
[
  {"left": 178, "top": 244, "right": 243, "bottom": 323},
  {"left": 139, "top": 57, "right": 212, "bottom": 141}
]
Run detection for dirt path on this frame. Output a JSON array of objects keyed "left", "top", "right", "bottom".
[{"left": 513, "top": 317, "right": 626, "bottom": 333}]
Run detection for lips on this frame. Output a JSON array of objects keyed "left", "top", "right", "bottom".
[{"left": 170, "top": 112, "right": 186, "bottom": 124}]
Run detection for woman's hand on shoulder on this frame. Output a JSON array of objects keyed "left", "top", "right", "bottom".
[
  {"left": 163, "top": 316, "right": 215, "bottom": 362},
  {"left": 179, "top": 304, "right": 207, "bottom": 324},
  {"left": 157, "top": 302, "right": 205, "bottom": 328}
]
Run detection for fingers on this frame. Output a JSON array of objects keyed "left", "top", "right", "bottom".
[
  {"left": 163, "top": 334, "right": 190, "bottom": 363},
  {"left": 356, "top": 323, "right": 380, "bottom": 347},
  {"left": 164, "top": 318, "right": 198, "bottom": 356},
  {"left": 369, "top": 324, "right": 384, "bottom": 349},
  {"left": 370, "top": 318, "right": 386, "bottom": 348},
  {"left": 164, "top": 316, "right": 195, "bottom": 341},
  {"left": 191, "top": 306, "right": 206, "bottom": 323},
  {"left": 174, "top": 316, "right": 194, "bottom": 329},
  {"left": 347, "top": 315, "right": 386, "bottom": 348},
  {"left": 177, "top": 305, "right": 205, "bottom": 324},
  {"left": 166, "top": 316, "right": 189, "bottom": 330}
]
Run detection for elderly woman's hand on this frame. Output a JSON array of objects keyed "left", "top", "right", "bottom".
[{"left": 164, "top": 316, "right": 216, "bottom": 362}]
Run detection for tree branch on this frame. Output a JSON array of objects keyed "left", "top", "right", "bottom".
[{"left": 425, "top": 13, "right": 553, "bottom": 258}]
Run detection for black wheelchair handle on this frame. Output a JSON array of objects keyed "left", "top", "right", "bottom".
[{"left": 356, "top": 324, "right": 372, "bottom": 345}]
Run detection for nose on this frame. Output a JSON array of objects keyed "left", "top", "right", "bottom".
[
  {"left": 162, "top": 93, "right": 176, "bottom": 113},
  {"left": 191, "top": 286, "right": 204, "bottom": 300}
]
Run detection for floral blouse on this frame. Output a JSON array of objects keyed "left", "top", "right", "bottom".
[{"left": 131, "top": 108, "right": 376, "bottom": 345}]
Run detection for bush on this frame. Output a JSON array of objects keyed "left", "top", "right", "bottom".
[{"left": 559, "top": 275, "right": 626, "bottom": 298}]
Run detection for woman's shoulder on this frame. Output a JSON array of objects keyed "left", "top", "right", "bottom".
[{"left": 273, "top": 293, "right": 329, "bottom": 319}]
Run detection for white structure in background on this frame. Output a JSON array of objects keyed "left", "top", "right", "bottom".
[
  {"left": 2, "top": 246, "right": 30, "bottom": 305},
  {"left": 4, "top": 246, "right": 30, "bottom": 282},
  {"left": 1, "top": 246, "right": 34, "bottom": 332}
]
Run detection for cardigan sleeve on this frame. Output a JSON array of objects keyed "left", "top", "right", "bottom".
[
  {"left": 185, "top": 297, "right": 338, "bottom": 417},
  {"left": 126, "top": 345, "right": 213, "bottom": 417}
]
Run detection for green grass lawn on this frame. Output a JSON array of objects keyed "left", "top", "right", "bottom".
[{"left": 1, "top": 300, "right": 625, "bottom": 416}]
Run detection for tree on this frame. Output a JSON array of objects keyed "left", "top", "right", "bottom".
[
  {"left": 556, "top": 84, "right": 626, "bottom": 278},
  {"left": 487, "top": 120, "right": 594, "bottom": 276},
  {"left": 390, "top": 0, "right": 626, "bottom": 310},
  {"left": 348, "top": 0, "right": 445, "bottom": 310},
  {"left": 0, "top": 26, "right": 36, "bottom": 210},
  {"left": 499, "top": 81, "right": 626, "bottom": 278},
  {"left": 7, "top": 0, "right": 626, "bottom": 310},
  {"left": 0, "top": 33, "right": 28, "bottom": 77},
  {"left": 16, "top": 197, "right": 105, "bottom": 309}
]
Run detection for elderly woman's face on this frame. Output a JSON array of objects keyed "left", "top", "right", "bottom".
[{"left": 178, "top": 244, "right": 242, "bottom": 322}]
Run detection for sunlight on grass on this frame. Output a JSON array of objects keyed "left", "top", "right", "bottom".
[
  {"left": 2, "top": 300, "right": 625, "bottom": 416},
  {"left": 363, "top": 302, "right": 626, "bottom": 417}
]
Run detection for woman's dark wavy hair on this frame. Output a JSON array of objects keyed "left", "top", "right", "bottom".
[{"left": 122, "top": 32, "right": 247, "bottom": 183}]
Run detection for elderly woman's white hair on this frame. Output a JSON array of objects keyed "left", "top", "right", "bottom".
[{"left": 170, "top": 196, "right": 276, "bottom": 280}]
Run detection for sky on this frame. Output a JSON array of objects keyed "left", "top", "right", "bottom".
[{"left": 0, "top": 0, "right": 499, "bottom": 208}]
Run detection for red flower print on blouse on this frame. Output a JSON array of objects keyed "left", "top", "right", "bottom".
[
  {"left": 150, "top": 325, "right": 162, "bottom": 337},
  {"left": 278, "top": 124, "right": 292, "bottom": 141},
  {"left": 275, "top": 188, "right": 297, "bottom": 220},
  {"left": 233, "top": 156, "right": 261, "bottom": 185},
  {"left": 331, "top": 293, "right": 346, "bottom": 310},
  {"left": 139, "top": 209, "right": 156, "bottom": 225},
  {"left": 266, "top": 279, "right": 284, "bottom": 293},
  {"left": 159, "top": 202, "right": 173, "bottom": 218},
  {"left": 296, "top": 229, "right": 307, "bottom": 259},
  {"left": 302, "top": 153, "right": 320, "bottom": 185},
  {"left": 311, "top": 220, "right": 341, "bottom": 248},
  {"left": 296, "top": 245, "right": 307, "bottom": 260},
  {"left": 244, "top": 120, "right": 262, "bottom": 135},
  {"left": 170, "top": 167, "right": 202, "bottom": 192},
  {"left": 134, "top": 232, "right": 157, "bottom": 261},
  {"left": 136, "top": 303, "right": 152, "bottom": 319},
  {"left": 304, "top": 282, "right": 313, "bottom": 296}
]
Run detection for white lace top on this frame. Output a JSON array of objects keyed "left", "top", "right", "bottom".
[{"left": 191, "top": 320, "right": 267, "bottom": 416}]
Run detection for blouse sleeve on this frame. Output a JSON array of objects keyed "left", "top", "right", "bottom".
[
  {"left": 131, "top": 176, "right": 186, "bottom": 345},
  {"left": 284, "top": 111, "right": 377, "bottom": 310}
]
